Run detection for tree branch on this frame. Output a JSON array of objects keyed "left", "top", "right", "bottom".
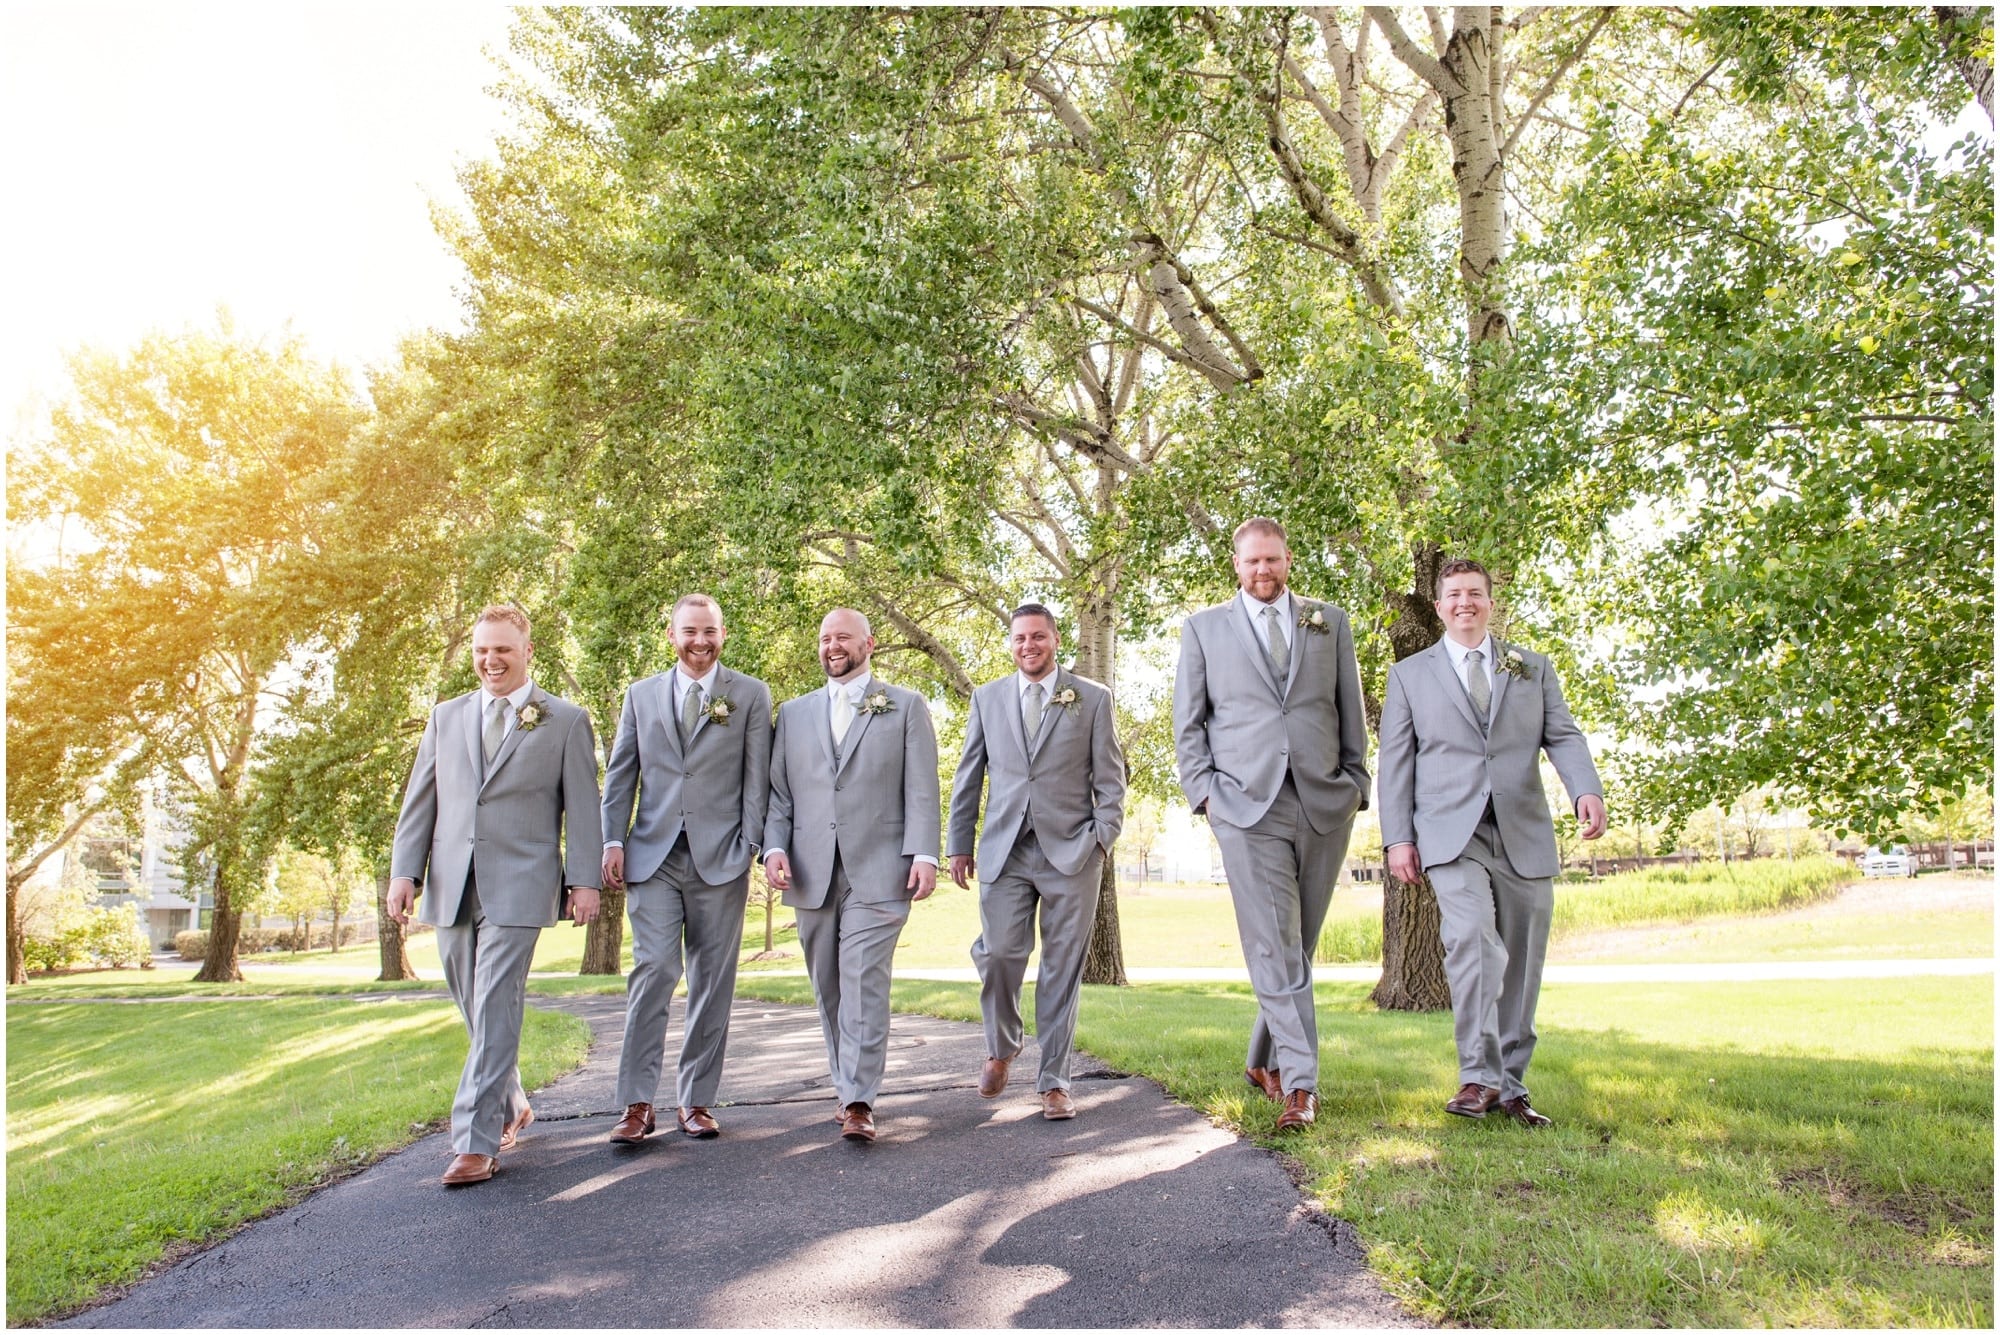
[{"left": 1499, "top": 7, "right": 1613, "bottom": 162}]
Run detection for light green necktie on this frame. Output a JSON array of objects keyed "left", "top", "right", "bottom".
[
  {"left": 681, "top": 681, "right": 702, "bottom": 740},
  {"left": 1263, "top": 605, "right": 1289, "bottom": 678},
  {"left": 1466, "top": 649, "right": 1490, "bottom": 729},
  {"left": 482, "top": 698, "right": 510, "bottom": 765},
  {"left": 1023, "top": 681, "right": 1045, "bottom": 741}
]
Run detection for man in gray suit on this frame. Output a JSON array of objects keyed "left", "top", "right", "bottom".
[
  {"left": 389, "top": 605, "right": 603, "bottom": 1186},
  {"left": 600, "top": 593, "right": 772, "bottom": 1144},
  {"left": 764, "top": 608, "right": 941, "bottom": 1143},
  {"left": 947, "top": 604, "right": 1126, "bottom": 1121},
  {"left": 1377, "top": 557, "right": 1605, "bottom": 1128},
  {"left": 1173, "top": 517, "right": 1370, "bottom": 1132}
]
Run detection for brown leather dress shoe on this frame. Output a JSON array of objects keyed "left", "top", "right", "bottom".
[
  {"left": 1445, "top": 1083, "right": 1502, "bottom": 1119},
  {"left": 609, "top": 1102, "right": 656, "bottom": 1144},
  {"left": 1244, "top": 1066, "right": 1283, "bottom": 1102},
  {"left": 441, "top": 1153, "right": 497, "bottom": 1185},
  {"left": 677, "top": 1106, "right": 721, "bottom": 1138},
  {"left": 1497, "top": 1095, "right": 1553, "bottom": 1128},
  {"left": 839, "top": 1102, "right": 877, "bottom": 1142},
  {"left": 1040, "top": 1088, "right": 1077, "bottom": 1120},
  {"left": 498, "top": 1104, "right": 534, "bottom": 1152},
  {"left": 1276, "top": 1089, "right": 1317, "bottom": 1131},
  {"left": 979, "top": 1057, "right": 1011, "bottom": 1099}
]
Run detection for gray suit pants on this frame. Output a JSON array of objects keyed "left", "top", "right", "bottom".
[
  {"left": 615, "top": 839, "right": 751, "bottom": 1109},
  {"left": 435, "top": 878, "right": 539, "bottom": 1156},
  {"left": 795, "top": 858, "right": 911, "bottom": 1108},
  {"left": 1427, "top": 815, "right": 1553, "bottom": 1100},
  {"left": 1210, "top": 777, "right": 1351, "bottom": 1094},
  {"left": 971, "top": 835, "right": 1101, "bottom": 1092}
]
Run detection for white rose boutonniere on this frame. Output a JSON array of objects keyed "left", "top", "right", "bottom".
[
  {"left": 1050, "top": 685, "right": 1080, "bottom": 715},
  {"left": 703, "top": 696, "right": 735, "bottom": 726},
  {"left": 515, "top": 703, "right": 547, "bottom": 732},
  {"left": 1497, "top": 648, "right": 1530, "bottom": 679},
  {"left": 859, "top": 689, "right": 894, "bottom": 716},
  {"left": 1297, "top": 606, "right": 1331, "bottom": 635}
]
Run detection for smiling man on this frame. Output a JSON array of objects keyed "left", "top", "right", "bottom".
[
  {"left": 599, "top": 593, "right": 772, "bottom": 1145},
  {"left": 1173, "top": 517, "right": 1370, "bottom": 1132},
  {"left": 1376, "top": 558, "right": 1606, "bottom": 1128},
  {"left": 389, "top": 605, "right": 603, "bottom": 1186},
  {"left": 947, "top": 603, "right": 1125, "bottom": 1120},
  {"left": 764, "top": 608, "right": 940, "bottom": 1143}
]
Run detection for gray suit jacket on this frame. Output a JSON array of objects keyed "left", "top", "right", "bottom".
[
  {"left": 1376, "top": 638, "right": 1602, "bottom": 879},
  {"left": 766, "top": 677, "right": 941, "bottom": 910},
  {"left": 947, "top": 668, "right": 1126, "bottom": 877},
  {"left": 1173, "top": 597, "right": 1371, "bottom": 834},
  {"left": 391, "top": 686, "right": 604, "bottom": 928},
  {"left": 601, "top": 665, "right": 773, "bottom": 885}
]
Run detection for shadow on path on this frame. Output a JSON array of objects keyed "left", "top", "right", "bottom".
[{"left": 64, "top": 996, "right": 1418, "bottom": 1329}]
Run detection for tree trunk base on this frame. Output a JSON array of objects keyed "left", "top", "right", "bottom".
[
  {"left": 195, "top": 907, "right": 246, "bottom": 984},
  {"left": 1081, "top": 854, "right": 1127, "bottom": 986},
  {"left": 581, "top": 885, "right": 627, "bottom": 975},
  {"left": 374, "top": 874, "right": 418, "bottom": 981},
  {"left": 1371, "top": 874, "right": 1451, "bottom": 1011}
]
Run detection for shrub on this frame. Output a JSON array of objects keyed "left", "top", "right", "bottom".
[
  {"left": 175, "top": 930, "right": 209, "bottom": 961},
  {"left": 1314, "top": 914, "right": 1383, "bottom": 963},
  {"left": 85, "top": 905, "right": 149, "bottom": 969},
  {"left": 23, "top": 926, "right": 90, "bottom": 974}
]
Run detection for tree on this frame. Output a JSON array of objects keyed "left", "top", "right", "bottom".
[
  {"left": 9, "top": 321, "right": 368, "bottom": 982},
  {"left": 270, "top": 848, "right": 333, "bottom": 950}
]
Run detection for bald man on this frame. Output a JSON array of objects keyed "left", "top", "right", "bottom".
[{"left": 764, "top": 609, "right": 941, "bottom": 1143}]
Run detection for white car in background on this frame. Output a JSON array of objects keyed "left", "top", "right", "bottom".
[{"left": 1862, "top": 845, "right": 1916, "bottom": 878}]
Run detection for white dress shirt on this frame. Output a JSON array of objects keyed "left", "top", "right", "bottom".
[
  {"left": 481, "top": 681, "right": 534, "bottom": 743},
  {"left": 1238, "top": 588, "right": 1296, "bottom": 655},
  {"left": 1441, "top": 633, "right": 1497, "bottom": 702}
]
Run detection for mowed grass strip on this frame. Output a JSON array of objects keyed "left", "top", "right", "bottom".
[
  {"left": 5, "top": 998, "right": 589, "bottom": 1324},
  {"left": 1318, "top": 856, "right": 1859, "bottom": 962},
  {"left": 734, "top": 972, "right": 1993, "bottom": 1327}
]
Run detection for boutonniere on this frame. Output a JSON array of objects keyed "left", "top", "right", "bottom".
[
  {"left": 1297, "top": 605, "right": 1331, "bottom": 635},
  {"left": 1497, "top": 648, "right": 1530, "bottom": 679},
  {"left": 859, "top": 689, "right": 894, "bottom": 716},
  {"left": 1051, "top": 685, "right": 1080, "bottom": 715},
  {"left": 703, "top": 696, "right": 735, "bottom": 726},
  {"left": 516, "top": 703, "right": 547, "bottom": 732}
]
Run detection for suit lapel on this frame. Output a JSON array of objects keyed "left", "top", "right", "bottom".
[
  {"left": 1001, "top": 678, "right": 1032, "bottom": 763},
  {"left": 834, "top": 684, "right": 877, "bottom": 779},
  {"left": 1226, "top": 601, "right": 1283, "bottom": 698},
  {"left": 807, "top": 689, "right": 838, "bottom": 775},
  {"left": 686, "top": 667, "right": 729, "bottom": 748},
  {"left": 462, "top": 693, "right": 485, "bottom": 784},
  {"left": 1425, "top": 642, "right": 1483, "bottom": 733},
  {"left": 1025, "top": 670, "right": 1063, "bottom": 761},
  {"left": 1487, "top": 640, "right": 1515, "bottom": 723},
  {"left": 1282, "top": 603, "right": 1310, "bottom": 698},
  {"left": 655, "top": 674, "right": 686, "bottom": 763},
  {"left": 481, "top": 689, "right": 544, "bottom": 790}
]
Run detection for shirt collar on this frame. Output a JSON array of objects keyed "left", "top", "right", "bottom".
[
  {"left": 1239, "top": 587, "right": 1293, "bottom": 625},
  {"left": 484, "top": 682, "right": 534, "bottom": 714},
  {"left": 1018, "top": 667, "right": 1058, "bottom": 696},
  {"left": 1442, "top": 634, "right": 1494, "bottom": 672},
  {"left": 676, "top": 663, "right": 720, "bottom": 696},
  {"left": 828, "top": 671, "right": 872, "bottom": 703}
]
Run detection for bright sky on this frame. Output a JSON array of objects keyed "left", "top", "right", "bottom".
[{"left": 1, "top": 3, "right": 520, "bottom": 438}]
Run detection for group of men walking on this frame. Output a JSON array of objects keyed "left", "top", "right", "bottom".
[{"left": 389, "top": 516, "right": 1602, "bottom": 1188}]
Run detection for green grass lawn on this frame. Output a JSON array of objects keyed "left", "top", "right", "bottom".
[
  {"left": 734, "top": 972, "right": 1995, "bottom": 1328},
  {"left": 1561, "top": 904, "right": 1996, "bottom": 964},
  {"left": 4, "top": 999, "right": 589, "bottom": 1324}
]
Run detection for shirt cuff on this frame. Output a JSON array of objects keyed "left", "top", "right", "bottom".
[
  {"left": 915, "top": 854, "right": 939, "bottom": 868},
  {"left": 604, "top": 840, "right": 623, "bottom": 850},
  {"left": 763, "top": 847, "right": 786, "bottom": 863}
]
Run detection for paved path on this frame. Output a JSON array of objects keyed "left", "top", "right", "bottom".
[
  {"left": 65, "top": 997, "right": 1418, "bottom": 1329},
  {"left": 728, "top": 957, "right": 1995, "bottom": 986}
]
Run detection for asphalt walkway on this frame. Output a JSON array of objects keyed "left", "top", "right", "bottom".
[{"left": 64, "top": 996, "right": 1420, "bottom": 1329}]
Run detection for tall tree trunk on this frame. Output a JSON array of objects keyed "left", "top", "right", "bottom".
[
  {"left": 194, "top": 879, "right": 245, "bottom": 983},
  {"left": 374, "top": 870, "right": 416, "bottom": 981},
  {"left": 1935, "top": 7, "right": 1994, "bottom": 122},
  {"left": 763, "top": 892, "right": 775, "bottom": 952},
  {"left": 1072, "top": 574, "right": 1127, "bottom": 986},
  {"left": 5, "top": 870, "right": 27, "bottom": 986},
  {"left": 1373, "top": 541, "right": 1454, "bottom": 1010},
  {"left": 581, "top": 885, "right": 626, "bottom": 974}
]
